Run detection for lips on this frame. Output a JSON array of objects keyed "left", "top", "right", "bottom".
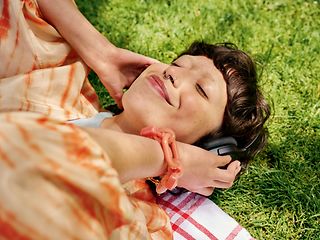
[{"left": 147, "top": 74, "right": 171, "bottom": 105}]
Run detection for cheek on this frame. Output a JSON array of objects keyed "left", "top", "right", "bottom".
[
  {"left": 175, "top": 105, "right": 212, "bottom": 142},
  {"left": 180, "top": 95, "right": 206, "bottom": 120},
  {"left": 185, "top": 101, "right": 218, "bottom": 133},
  {"left": 181, "top": 93, "right": 226, "bottom": 132}
]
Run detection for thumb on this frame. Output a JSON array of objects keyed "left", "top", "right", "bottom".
[
  {"left": 118, "top": 48, "right": 159, "bottom": 65},
  {"left": 130, "top": 52, "right": 160, "bottom": 65},
  {"left": 142, "top": 56, "right": 160, "bottom": 65},
  {"left": 215, "top": 155, "right": 232, "bottom": 168}
]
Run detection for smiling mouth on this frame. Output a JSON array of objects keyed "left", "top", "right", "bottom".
[{"left": 147, "top": 75, "right": 172, "bottom": 105}]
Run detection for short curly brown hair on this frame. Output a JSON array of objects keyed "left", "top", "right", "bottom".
[{"left": 178, "top": 41, "right": 271, "bottom": 169}]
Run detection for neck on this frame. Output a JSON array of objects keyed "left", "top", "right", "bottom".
[{"left": 100, "top": 112, "right": 140, "bottom": 135}]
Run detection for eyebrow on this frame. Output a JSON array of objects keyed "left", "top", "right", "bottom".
[{"left": 172, "top": 55, "right": 192, "bottom": 66}]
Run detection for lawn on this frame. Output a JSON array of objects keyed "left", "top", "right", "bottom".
[{"left": 76, "top": 0, "right": 319, "bottom": 239}]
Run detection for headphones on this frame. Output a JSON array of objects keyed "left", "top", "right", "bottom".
[
  {"left": 198, "top": 135, "right": 259, "bottom": 160},
  {"left": 166, "top": 135, "right": 259, "bottom": 195}
]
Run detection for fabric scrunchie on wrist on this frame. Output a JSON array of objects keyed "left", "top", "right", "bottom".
[{"left": 140, "top": 126, "right": 183, "bottom": 194}]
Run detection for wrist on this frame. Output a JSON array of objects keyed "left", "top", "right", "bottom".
[
  {"left": 86, "top": 40, "right": 117, "bottom": 74},
  {"left": 140, "top": 126, "right": 183, "bottom": 194},
  {"left": 69, "top": 25, "right": 116, "bottom": 72}
]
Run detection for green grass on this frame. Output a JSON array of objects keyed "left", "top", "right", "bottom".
[{"left": 76, "top": 0, "right": 319, "bottom": 239}]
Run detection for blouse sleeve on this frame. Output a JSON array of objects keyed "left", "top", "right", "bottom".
[
  {"left": 0, "top": 111, "right": 172, "bottom": 239},
  {"left": 0, "top": 0, "right": 101, "bottom": 120}
]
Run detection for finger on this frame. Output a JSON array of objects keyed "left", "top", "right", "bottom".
[
  {"left": 141, "top": 55, "right": 160, "bottom": 65},
  {"left": 210, "top": 166, "right": 238, "bottom": 183},
  {"left": 193, "top": 187, "right": 214, "bottom": 196},
  {"left": 100, "top": 75, "right": 125, "bottom": 109},
  {"left": 214, "top": 154, "right": 232, "bottom": 168},
  {"left": 105, "top": 87, "right": 123, "bottom": 109},
  {"left": 120, "top": 48, "right": 160, "bottom": 65},
  {"left": 102, "top": 82, "right": 123, "bottom": 109},
  {"left": 131, "top": 51, "right": 160, "bottom": 65},
  {"left": 211, "top": 162, "right": 241, "bottom": 188},
  {"left": 125, "top": 64, "right": 149, "bottom": 84},
  {"left": 227, "top": 160, "right": 241, "bottom": 175},
  {"left": 212, "top": 180, "right": 233, "bottom": 189},
  {"left": 114, "top": 92, "right": 123, "bottom": 109}
]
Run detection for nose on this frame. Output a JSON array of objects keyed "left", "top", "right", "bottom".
[
  {"left": 163, "top": 65, "right": 195, "bottom": 88},
  {"left": 163, "top": 69, "right": 175, "bottom": 85}
]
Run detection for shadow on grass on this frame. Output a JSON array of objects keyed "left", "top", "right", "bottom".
[
  {"left": 211, "top": 119, "right": 319, "bottom": 238},
  {"left": 255, "top": 127, "right": 319, "bottom": 238},
  {"left": 261, "top": 122, "right": 319, "bottom": 210}
]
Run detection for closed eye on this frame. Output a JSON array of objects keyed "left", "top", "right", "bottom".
[
  {"left": 196, "top": 83, "right": 208, "bottom": 99},
  {"left": 172, "top": 61, "right": 207, "bottom": 99},
  {"left": 171, "top": 62, "right": 180, "bottom": 67}
]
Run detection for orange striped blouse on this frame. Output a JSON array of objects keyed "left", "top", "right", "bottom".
[{"left": 0, "top": 0, "right": 172, "bottom": 239}]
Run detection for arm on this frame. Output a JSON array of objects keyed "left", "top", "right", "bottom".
[
  {"left": 82, "top": 127, "right": 241, "bottom": 196},
  {"left": 82, "top": 127, "right": 166, "bottom": 183},
  {"left": 37, "top": 0, "right": 158, "bottom": 107}
]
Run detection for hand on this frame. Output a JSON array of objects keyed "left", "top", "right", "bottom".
[
  {"left": 93, "top": 46, "right": 159, "bottom": 108},
  {"left": 37, "top": 0, "right": 158, "bottom": 108},
  {"left": 177, "top": 142, "right": 242, "bottom": 196}
]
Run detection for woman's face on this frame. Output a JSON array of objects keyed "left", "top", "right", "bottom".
[{"left": 122, "top": 55, "right": 228, "bottom": 143}]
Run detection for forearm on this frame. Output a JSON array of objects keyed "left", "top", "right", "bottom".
[
  {"left": 37, "top": 0, "right": 113, "bottom": 68},
  {"left": 82, "top": 127, "right": 166, "bottom": 183}
]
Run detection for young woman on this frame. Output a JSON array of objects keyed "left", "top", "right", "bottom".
[{"left": 0, "top": 0, "right": 270, "bottom": 239}]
